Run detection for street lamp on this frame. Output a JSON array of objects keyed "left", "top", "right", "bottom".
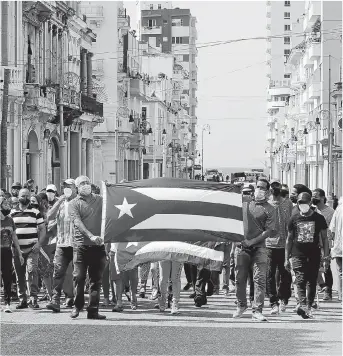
[
  {"left": 201, "top": 124, "right": 211, "bottom": 178},
  {"left": 303, "top": 127, "right": 309, "bottom": 186},
  {"left": 315, "top": 116, "right": 321, "bottom": 187}
]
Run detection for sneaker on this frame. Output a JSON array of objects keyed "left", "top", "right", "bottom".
[
  {"left": 222, "top": 284, "right": 228, "bottom": 290},
  {"left": 322, "top": 289, "right": 332, "bottom": 301},
  {"left": 296, "top": 305, "right": 310, "bottom": 319},
  {"left": 16, "top": 301, "right": 28, "bottom": 309},
  {"left": 29, "top": 300, "right": 40, "bottom": 309},
  {"left": 139, "top": 287, "right": 145, "bottom": 299},
  {"left": 150, "top": 288, "right": 159, "bottom": 300},
  {"left": 183, "top": 283, "right": 192, "bottom": 291},
  {"left": 102, "top": 298, "right": 111, "bottom": 307},
  {"left": 4, "top": 304, "right": 12, "bottom": 313},
  {"left": 64, "top": 298, "right": 74, "bottom": 309},
  {"left": 87, "top": 313, "right": 106, "bottom": 320},
  {"left": 46, "top": 302, "right": 61, "bottom": 313},
  {"left": 311, "top": 302, "right": 318, "bottom": 310},
  {"left": 270, "top": 304, "right": 279, "bottom": 315},
  {"left": 130, "top": 301, "right": 137, "bottom": 310},
  {"left": 189, "top": 292, "right": 196, "bottom": 299},
  {"left": 70, "top": 307, "right": 80, "bottom": 318},
  {"left": 280, "top": 301, "right": 287, "bottom": 312},
  {"left": 112, "top": 305, "right": 124, "bottom": 312},
  {"left": 232, "top": 306, "right": 248, "bottom": 318},
  {"left": 171, "top": 301, "right": 180, "bottom": 315},
  {"left": 158, "top": 297, "right": 166, "bottom": 312},
  {"left": 252, "top": 311, "right": 268, "bottom": 322},
  {"left": 307, "top": 307, "right": 314, "bottom": 319},
  {"left": 224, "top": 289, "right": 230, "bottom": 297}
]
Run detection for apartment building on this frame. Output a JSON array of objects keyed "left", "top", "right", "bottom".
[
  {"left": 0, "top": 1, "right": 102, "bottom": 191},
  {"left": 265, "top": 1, "right": 304, "bottom": 179},
  {"left": 266, "top": 1, "right": 342, "bottom": 200},
  {"left": 139, "top": 3, "right": 198, "bottom": 165}
]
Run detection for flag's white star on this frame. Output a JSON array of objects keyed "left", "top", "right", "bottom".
[
  {"left": 126, "top": 242, "right": 139, "bottom": 248},
  {"left": 115, "top": 198, "right": 137, "bottom": 219}
]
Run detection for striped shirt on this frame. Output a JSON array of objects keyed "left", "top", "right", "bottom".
[{"left": 10, "top": 205, "right": 44, "bottom": 251}]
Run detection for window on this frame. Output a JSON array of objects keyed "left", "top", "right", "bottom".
[
  {"left": 183, "top": 54, "right": 189, "bottom": 62},
  {"left": 285, "top": 24, "right": 291, "bottom": 31},
  {"left": 285, "top": 1, "right": 291, "bottom": 6},
  {"left": 284, "top": 36, "right": 290, "bottom": 44},
  {"left": 149, "top": 4, "right": 153, "bottom": 10},
  {"left": 172, "top": 37, "right": 175, "bottom": 44},
  {"left": 284, "top": 74, "right": 291, "bottom": 78},
  {"left": 284, "top": 12, "right": 290, "bottom": 19},
  {"left": 163, "top": 19, "right": 168, "bottom": 24},
  {"left": 158, "top": 4, "right": 161, "bottom": 9},
  {"left": 173, "top": 37, "right": 184, "bottom": 44},
  {"left": 172, "top": 18, "right": 183, "bottom": 26},
  {"left": 163, "top": 37, "right": 168, "bottom": 42},
  {"left": 148, "top": 19, "right": 157, "bottom": 27},
  {"left": 284, "top": 49, "right": 291, "bottom": 55}
]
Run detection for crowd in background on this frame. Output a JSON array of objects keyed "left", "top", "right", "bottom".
[{"left": 1, "top": 176, "right": 342, "bottom": 321}]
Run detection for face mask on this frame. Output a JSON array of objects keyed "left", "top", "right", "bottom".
[
  {"left": 312, "top": 198, "right": 320, "bottom": 206},
  {"left": 64, "top": 188, "right": 73, "bottom": 198},
  {"left": 79, "top": 185, "right": 92, "bottom": 196},
  {"left": 290, "top": 195, "right": 297, "bottom": 203},
  {"left": 1, "top": 209, "right": 11, "bottom": 216},
  {"left": 272, "top": 188, "right": 281, "bottom": 197},
  {"left": 254, "top": 188, "right": 266, "bottom": 202},
  {"left": 299, "top": 204, "right": 310, "bottom": 214},
  {"left": 46, "top": 192, "right": 55, "bottom": 202},
  {"left": 280, "top": 190, "right": 289, "bottom": 198},
  {"left": 31, "top": 203, "right": 39, "bottom": 209},
  {"left": 19, "top": 197, "right": 30, "bottom": 205}
]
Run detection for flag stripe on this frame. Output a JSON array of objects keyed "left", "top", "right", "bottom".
[
  {"left": 135, "top": 241, "right": 224, "bottom": 261},
  {"left": 130, "top": 214, "right": 244, "bottom": 235},
  {"left": 150, "top": 200, "right": 242, "bottom": 220},
  {"left": 113, "top": 228, "right": 243, "bottom": 243},
  {"left": 133, "top": 187, "right": 242, "bottom": 208}
]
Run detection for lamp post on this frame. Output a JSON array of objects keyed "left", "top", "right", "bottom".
[
  {"left": 162, "top": 128, "right": 167, "bottom": 177},
  {"left": 303, "top": 127, "right": 308, "bottom": 186},
  {"left": 314, "top": 116, "right": 321, "bottom": 187},
  {"left": 201, "top": 124, "right": 211, "bottom": 178}
]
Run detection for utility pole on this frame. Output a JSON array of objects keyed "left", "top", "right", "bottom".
[
  {"left": 327, "top": 55, "right": 333, "bottom": 198},
  {"left": 59, "top": 85, "right": 65, "bottom": 186},
  {"left": 201, "top": 129, "right": 204, "bottom": 178},
  {"left": 1, "top": 68, "right": 10, "bottom": 189},
  {"left": 315, "top": 121, "right": 320, "bottom": 187}
]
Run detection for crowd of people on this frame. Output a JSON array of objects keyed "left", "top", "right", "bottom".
[{"left": 1, "top": 176, "right": 342, "bottom": 321}]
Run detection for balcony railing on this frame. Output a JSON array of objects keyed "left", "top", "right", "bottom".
[
  {"left": 81, "top": 94, "right": 103, "bottom": 117},
  {"left": 80, "top": 5, "right": 103, "bottom": 17},
  {"left": 24, "top": 83, "right": 57, "bottom": 114},
  {"left": 0, "top": 66, "right": 23, "bottom": 94}
]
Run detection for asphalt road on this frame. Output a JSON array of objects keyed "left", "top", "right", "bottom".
[{"left": 1, "top": 285, "right": 342, "bottom": 356}]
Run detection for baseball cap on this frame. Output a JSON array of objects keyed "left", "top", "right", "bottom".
[
  {"left": 75, "top": 176, "right": 90, "bottom": 188},
  {"left": 11, "top": 182, "right": 22, "bottom": 189},
  {"left": 270, "top": 179, "right": 281, "bottom": 185},
  {"left": 63, "top": 178, "right": 75, "bottom": 186},
  {"left": 46, "top": 184, "right": 57, "bottom": 192}
]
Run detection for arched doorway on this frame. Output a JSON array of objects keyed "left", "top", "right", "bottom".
[
  {"left": 51, "top": 137, "right": 60, "bottom": 187},
  {"left": 26, "top": 130, "right": 39, "bottom": 186}
]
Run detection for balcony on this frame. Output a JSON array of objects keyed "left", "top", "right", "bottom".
[
  {"left": 0, "top": 66, "right": 23, "bottom": 96},
  {"left": 144, "top": 145, "right": 164, "bottom": 160},
  {"left": 141, "top": 26, "right": 162, "bottom": 35},
  {"left": 267, "top": 131, "right": 276, "bottom": 141},
  {"left": 267, "top": 100, "right": 286, "bottom": 110},
  {"left": 117, "top": 117, "right": 132, "bottom": 134},
  {"left": 80, "top": 5, "right": 104, "bottom": 18},
  {"left": 24, "top": 83, "right": 57, "bottom": 115},
  {"left": 303, "top": 50, "right": 313, "bottom": 68},
  {"left": 303, "top": 1, "right": 321, "bottom": 31},
  {"left": 291, "top": 73, "right": 306, "bottom": 88},
  {"left": 130, "top": 78, "right": 146, "bottom": 99},
  {"left": 287, "top": 41, "right": 306, "bottom": 65},
  {"left": 81, "top": 94, "right": 103, "bottom": 117},
  {"left": 302, "top": 88, "right": 313, "bottom": 104},
  {"left": 308, "top": 82, "right": 320, "bottom": 99},
  {"left": 309, "top": 41, "right": 320, "bottom": 60}
]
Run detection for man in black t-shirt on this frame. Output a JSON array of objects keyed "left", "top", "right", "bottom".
[{"left": 285, "top": 192, "right": 330, "bottom": 319}]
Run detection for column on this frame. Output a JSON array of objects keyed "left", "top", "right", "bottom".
[
  {"left": 86, "top": 52, "right": 93, "bottom": 97},
  {"left": 80, "top": 49, "right": 87, "bottom": 94},
  {"left": 22, "top": 149, "right": 29, "bottom": 183},
  {"left": 86, "top": 139, "right": 93, "bottom": 181},
  {"left": 70, "top": 132, "right": 81, "bottom": 178},
  {"left": 81, "top": 138, "right": 87, "bottom": 175}
]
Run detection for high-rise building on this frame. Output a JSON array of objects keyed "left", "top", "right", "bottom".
[
  {"left": 138, "top": 2, "right": 198, "bottom": 157},
  {"left": 265, "top": 1, "right": 305, "bottom": 179}
]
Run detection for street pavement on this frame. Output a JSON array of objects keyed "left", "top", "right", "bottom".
[{"left": 1, "top": 280, "right": 342, "bottom": 356}]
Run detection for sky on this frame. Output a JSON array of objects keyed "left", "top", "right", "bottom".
[{"left": 124, "top": 1, "right": 269, "bottom": 170}]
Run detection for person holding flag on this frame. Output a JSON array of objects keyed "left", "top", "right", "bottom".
[{"left": 68, "top": 176, "right": 106, "bottom": 320}]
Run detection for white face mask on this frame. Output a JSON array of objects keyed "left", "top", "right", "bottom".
[
  {"left": 254, "top": 188, "right": 266, "bottom": 202},
  {"left": 299, "top": 204, "right": 310, "bottom": 214},
  {"left": 64, "top": 188, "right": 73, "bottom": 198},
  {"left": 46, "top": 192, "right": 56, "bottom": 202},
  {"left": 79, "top": 185, "right": 92, "bottom": 196}
]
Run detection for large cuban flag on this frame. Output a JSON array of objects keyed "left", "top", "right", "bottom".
[{"left": 101, "top": 178, "right": 244, "bottom": 271}]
